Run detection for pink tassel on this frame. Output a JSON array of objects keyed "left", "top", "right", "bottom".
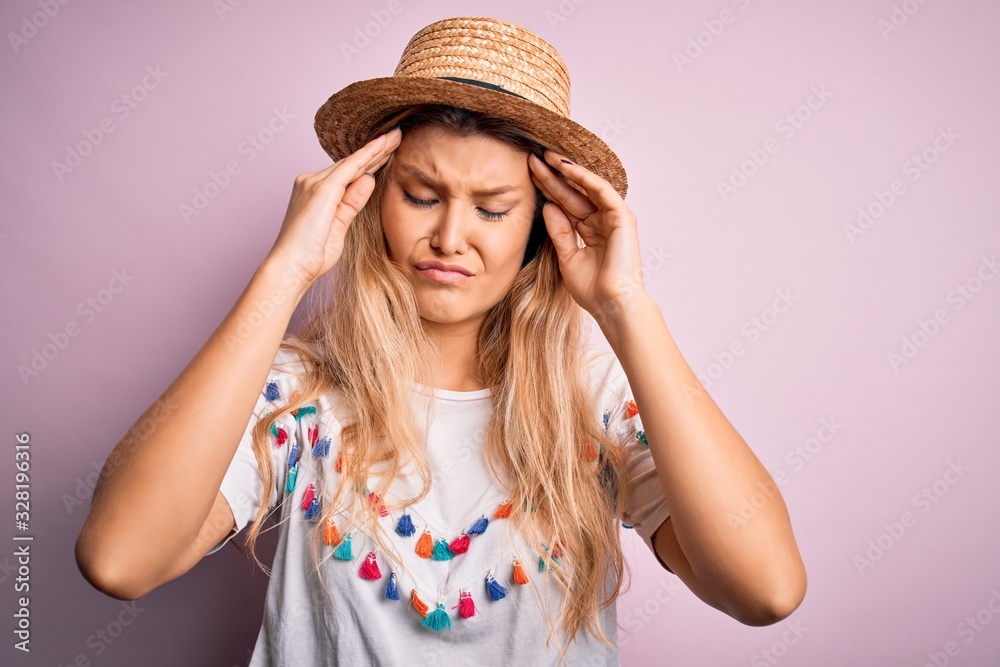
[
  {"left": 359, "top": 550, "right": 382, "bottom": 580},
  {"left": 308, "top": 424, "right": 319, "bottom": 447},
  {"left": 452, "top": 589, "right": 476, "bottom": 619},
  {"left": 448, "top": 533, "right": 471, "bottom": 555},
  {"left": 300, "top": 483, "right": 315, "bottom": 510}
]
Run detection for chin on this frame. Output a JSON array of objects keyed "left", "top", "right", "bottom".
[{"left": 414, "top": 292, "right": 470, "bottom": 323}]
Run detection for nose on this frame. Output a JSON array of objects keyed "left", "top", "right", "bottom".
[{"left": 428, "top": 201, "right": 471, "bottom": 256}]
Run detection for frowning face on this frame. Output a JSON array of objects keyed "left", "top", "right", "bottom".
[{"left": 380, "top": 125, "right": 539, "bottom": 327}]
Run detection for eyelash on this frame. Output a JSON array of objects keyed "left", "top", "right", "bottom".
[{"left": 402, "top": 192, "right": 509, "bottom": 221}]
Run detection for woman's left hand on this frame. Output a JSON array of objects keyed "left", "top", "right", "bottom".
[{"left": 528, "top": 149, "right": 646, "bottom": 323}]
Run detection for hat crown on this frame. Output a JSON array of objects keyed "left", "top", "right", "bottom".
[{"left": 392, "top": 17, "right": 571, "bottom": 117}]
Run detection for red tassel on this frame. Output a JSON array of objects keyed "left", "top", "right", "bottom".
[
  {"left": 335, "top": 452, "right": 344, "bottom": 472},
  {"left": 415, "top": 529, "right": 434, "bottom": 558},
  {"left": 359, "top": 550, "right": 382, "bottom": 580},
  {"left": 275, "top": 426, "right": 288, "bottom": 447},
  {"left": 308, "top": 424, "right": 319, "bottom": 447},
  {"left": 493, "top": 500, "right": 512, "bottom": 519},
  {"left": 513, "top": 557, "right": 529, "bottom": 585},
  {"left": 300, "top": 483, "right": 315, "bottom": 510},
  {"left": 411, "top": 589, "right": 429, "bottom": 618},
  {"left": 323, "top": 519, "right": 342, "bottom": 546},
  {"left": 366, "top": 491, "right": 389, "bottom": 517},
  {"left": 451, "top": 589, "right": 476, "bottom": 619},
  {"left": 551, "top": 540, "right": 565, "bottom": 559},
  {"left": 626, "top": 399, "right": 639, "bottom": 419},
  {"left": 448, "top": 533, "right": 470, "bottom": 555}
]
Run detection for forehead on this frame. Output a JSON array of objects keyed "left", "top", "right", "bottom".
[{"left": 392, "top": 126, "right": 532, "bottom": 192}]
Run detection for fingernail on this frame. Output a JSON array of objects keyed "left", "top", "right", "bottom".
[
  {"left": 560, "top": 159, "right": 573, "bottom": 165},
  {"left": 364, "top": 171, "right": 375, "bottom": 180}
]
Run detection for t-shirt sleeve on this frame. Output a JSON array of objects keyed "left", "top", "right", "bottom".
[
  {"left": 203, "top": 341, "right": 307, "bottom": 556},
  {"left": 597, "top": 351, "right": 671, "bottom": 562}
]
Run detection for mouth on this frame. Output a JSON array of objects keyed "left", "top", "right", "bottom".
[{"left": 416, "top": 267, "right": 474, "bottom": 283}]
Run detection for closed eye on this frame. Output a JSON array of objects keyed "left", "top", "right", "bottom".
[{"left": 402, "top": 192, "right": 509, "bottom": 221}]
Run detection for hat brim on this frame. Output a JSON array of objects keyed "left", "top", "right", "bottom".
[{"left": 313, "top": 76, "right": 628, "bottom": 200}]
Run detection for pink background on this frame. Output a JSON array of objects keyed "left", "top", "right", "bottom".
[{"left": 3, "top": 1, "right": 999, "bottom": 665}]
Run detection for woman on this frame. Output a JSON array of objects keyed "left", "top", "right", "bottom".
[{"left": 75, "top": 16, "right": 806, "bottom": 666}]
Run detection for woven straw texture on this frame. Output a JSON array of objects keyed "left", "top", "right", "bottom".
[{"left": 314, "top": 16, "right": 628, "bottom": 199}]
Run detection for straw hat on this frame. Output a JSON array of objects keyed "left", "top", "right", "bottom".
[{"left": 314, "top": 16, "right": 628, "bottom": 200}]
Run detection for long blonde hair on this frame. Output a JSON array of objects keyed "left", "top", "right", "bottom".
[{"left": 240, "top": 104, "right": 637, "bottom": 660}]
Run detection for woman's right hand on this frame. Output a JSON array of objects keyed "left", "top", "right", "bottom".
[{"left": 265, "top": 127, "right": 402, "bottom": 292}]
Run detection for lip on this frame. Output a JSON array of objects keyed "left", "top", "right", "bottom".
[
  {"left": 416, "top": 267, "right": 473, "bottom": 283},
  {"left": 416, "top": 260, "right": 473, "bottom": 275}
]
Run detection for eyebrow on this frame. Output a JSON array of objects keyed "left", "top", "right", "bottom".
[{"left": 398, "top": 164, "right": 519, "bottom": 197}]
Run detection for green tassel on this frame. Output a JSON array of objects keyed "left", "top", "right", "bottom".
[
  {"left": 285, "top": 464, "right": 298, "bottom": 493},
  {"left": 431, "top": 538, "right": 454, "bottom": 560},
  {"left": 334, "top": 533, "right": 353, "bottom": 560},
  {"left": 421, "top": 603, "right": 452, "bottom": 631}
]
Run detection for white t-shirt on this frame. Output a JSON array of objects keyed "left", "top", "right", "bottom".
[{"left": 207, "top": 338, "right": 670, "bottom": 666}]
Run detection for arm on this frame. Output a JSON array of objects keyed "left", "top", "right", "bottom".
[
  {"left": 599, "top": 292, "right": 807, "bottom": 626},
  {"left": 74, "top": 257, "right": 309, "bottom": 600}
]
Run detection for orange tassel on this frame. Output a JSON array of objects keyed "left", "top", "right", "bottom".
[
  {"left": 335, "top": 452, "right": 344, "bottom": 473},
  {"left": 584, "top": 441, "right": 599, "bottom": 461},
  {"left": 513, "top": 557, "right": 529, "bottom": 585},
  {"left": 411, "top": 588, "right": 429, "bottom": 618},
  {"left": 415, "top": 529, "right": 434, "bottom": 558},
  {"left": 323, "top": 519, "right": 342, "bottom": 546},
  {"left": 626, "top": 399, "right": 639, "bottom": 419},
  {"left": 493, "top": 500, "right": 512, "bottom": 519}
]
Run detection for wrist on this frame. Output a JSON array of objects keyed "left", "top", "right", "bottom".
[
  {"left": 256, "top": 254, "right": 313, "bottom": 307},
  {"left": 592, "top": 291, "right": 662, "bottom": 349}
]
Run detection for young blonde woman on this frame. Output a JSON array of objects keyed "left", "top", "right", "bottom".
[{"left": 75, "top": 16, "right": 806, "bottom": 666}]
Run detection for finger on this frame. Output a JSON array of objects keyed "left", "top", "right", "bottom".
[
  {"left": 331, "top": 171, "right": 378, "bottom": 232},
  {"left": 321, "top": 127, "right": 402, "bottom": 183},
  {"left": 529, "top": 153, "right": 597, "bottom": 220},
  {"left": 541, "top": 148, "right": 623, "bottom": 212},
  {"left": 540, "top": 199, "right": 580, "bottom": 264}
]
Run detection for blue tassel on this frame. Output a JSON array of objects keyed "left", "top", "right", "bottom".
[
  {"left": 286, "top": 464, "right": 298, "bottom": 493},
  {"left": 288, "top": 441, "right": 300, "bottom": 467},
  {"left": 467, "top": 515, "right": 489, "bottom": 535},
  {"left": 384, "top": 571, "right": 399, "bottom": 600},
  {"left": 396, "top": 513, "right": 416, "bottom": 537},
  {"left": 293, "top": 405, "right": 317, "bottom": 420},
  {"left": 304, "top": 496, "right": 321, "bottom": 520},
  {"left": 636, "top": 430, "right": 649, "bottom": 447},
  {"left": 421, "top": 603, "right": 452, "bottom": 631},
  {"left": 485, "top": 572, "right": 507, "bottom": 600},
  {"left": 334, "top": 533, "right": 353, "bottom": 560},
  {"left": 602, "top": 408, "right": 610, "bottom": 432},
  {"left": 265, "top": 380, "right": 280, "bottom": 402},
  {"left": 431, "top": 538, "right": 454, "bottom": 560},
  {"left": 313, "top": 436, "right": 331, "bottom": 457}
]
